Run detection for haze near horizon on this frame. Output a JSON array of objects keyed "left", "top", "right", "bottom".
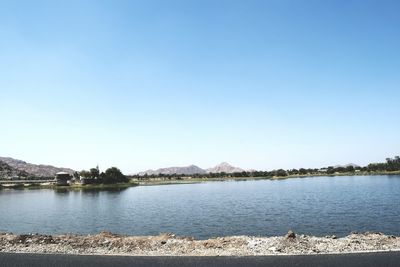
[{"left": 1, "top": 0, "right": 399, "bottom": 173}]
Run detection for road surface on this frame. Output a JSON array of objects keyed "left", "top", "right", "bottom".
[{"left": 0, "top": 251, "right": 399, "bottom": 267}]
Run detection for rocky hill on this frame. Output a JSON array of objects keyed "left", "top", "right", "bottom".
[
  {"left": 138, "top": 165, "right": 206, "bottom": 176},
  {"left": 207, "top": 162, "right": 244, "bottom": 173},
  {"left": 0, "top": 157, "right": 75, "bottom": 178},
  {"left": 0, "top": 161, "right": 30, "bottom": 179},
  {"left": 138, "top": 162, "right": 245, "bottom": 176},
  {"left": 333, "top": 163, "right": 360, "bottom": 168}
]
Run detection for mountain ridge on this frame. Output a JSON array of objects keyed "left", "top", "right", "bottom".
[
  {"left": 1, "top": 156, "right": 364, "bottom": 178},
  {"left": 0, "top": 160, "right": 30, "bottom": 178},
  {"left": 0, "top": 156, "right": 75, "bottom": 178},
  {"left": 333, "top": 163, "right": 360, "bottom": 168},
  {"left": 138, "top": 162, "right": 244, "bottom": 176},
  {"left": 138, "top": 164, "right": 206, "bottom": 176},
  {"left": 206, "top": 162, "right": 245, "bottom": 173}
]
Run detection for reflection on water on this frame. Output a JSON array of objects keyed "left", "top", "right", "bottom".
[
  {"left": 54, "top": 188, "right": 69, "bottom": 194},
  {"left": 53, "top": 187, "right": 129, "bottom": 194},
  {"left": 80, "top": 188, "right": 128, "bottom": 193},
  {"left": 0, "top": 175, "right": 400, "bottom": 239}
]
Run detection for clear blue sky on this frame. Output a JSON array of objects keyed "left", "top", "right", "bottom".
[{"left": 1, "top": 0, "right": 399, "bottom": 173}]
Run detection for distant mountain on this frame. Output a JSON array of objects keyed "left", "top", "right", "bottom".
[
  {"left": 206, "top": 162, "right": 244, "bottom": 173},
  {"left": 0, "top": 160, "right": 30, "bottom": 179},
  {"left": 138, "top": 165, "right": 207, "bottom": 176},
  {"left": 0, "top": 157, "right": 75, "bottom": 178},
  {"left": 333, "top": 163, "right": 360, "bottom": 168},
  {"left": 138, "top": 162, "right": 245, "bottom": 176}
]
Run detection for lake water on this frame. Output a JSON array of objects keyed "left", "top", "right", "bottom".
[{"left": 0, "top": 175, "right": 399, "bottom": 239}]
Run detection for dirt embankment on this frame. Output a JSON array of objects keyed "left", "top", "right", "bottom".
[{"left": 1, "top": 231, "right": 399, "bottom": 256}]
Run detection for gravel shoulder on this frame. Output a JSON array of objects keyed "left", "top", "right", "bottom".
[{"left": 1, "top": 231, "right": 400, "bottom": 256}]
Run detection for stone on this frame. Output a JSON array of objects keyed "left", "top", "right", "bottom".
[{"left": 285, "top": 230, "right": 296, "bottom": 239}]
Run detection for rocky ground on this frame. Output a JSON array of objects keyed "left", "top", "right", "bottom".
[{"left": 1, "top": 231, "right": 399, "bottom": 256}]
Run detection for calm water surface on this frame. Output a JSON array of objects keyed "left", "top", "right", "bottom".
[{"left": 1, "top": 175, "right": 399, "bottom": 239}]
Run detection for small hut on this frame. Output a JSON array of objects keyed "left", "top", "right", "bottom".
[{"left": 55, "top": 172, "right": 71, "bottom": 186}]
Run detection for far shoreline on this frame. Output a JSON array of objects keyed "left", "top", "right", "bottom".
[
  {"left": 133, "top": 170, "right": 400, "bottom": 186},
  {"left": 1, "top": 171, "right": 400, "bottom": 190}
]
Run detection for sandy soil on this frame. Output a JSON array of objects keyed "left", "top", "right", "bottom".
[{"left": 1, "top": 231, "right": 399, "bottom": 256}]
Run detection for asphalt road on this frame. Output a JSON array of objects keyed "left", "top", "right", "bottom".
[{"left": 0, "top": 252, "right": 399, "bottom": 267}]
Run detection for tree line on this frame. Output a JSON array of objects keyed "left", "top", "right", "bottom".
[
  {"left": 3, "top": 156, "right": 399, "bottom": 182},
  {"left": 367, "top": 156, "right": 400, "bottom": 172},
  {"left": 129, "top": 156, "right": 400, "bottom": 180},
  {"left": 75, "top": 166, "right": 128, "bottom": 184}
]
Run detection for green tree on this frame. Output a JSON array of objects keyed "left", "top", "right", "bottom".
[
  {"left": 73, "top": 171, "right": 80, "bottom": 179},
  {"left": 345, "top": 166, "right": 355, "bottom": 172},
  {"left": 90, "top": 166, "right": 100, "bottom": 179},
  {"left": 79, "top": 170, "right": 91, "bottom": 178},
  {"left": 275, "top": 169, "right": 287, "bottom": 177},
  {"left": 101, "top": 167, "right": 127, "bottom": 184},
  {"left": 299, "top": 168, "right": 308, "bottom": 175}
]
